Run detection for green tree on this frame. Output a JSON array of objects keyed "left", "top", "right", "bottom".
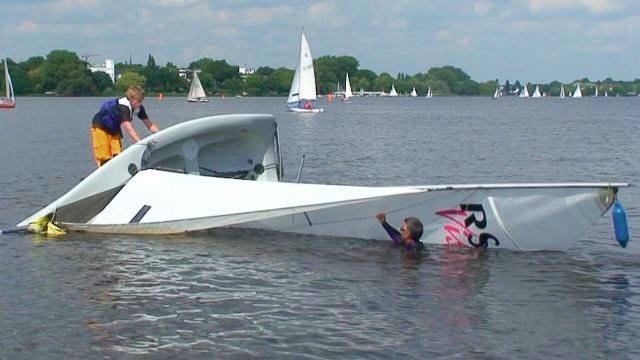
[
  {"left": 42, "top": 50, "right": 94, "bottom": 94},
  {"left": 115, "top": 71, "right": 146, "bottom": 93},
  {"left": 256, "top": 66, "right": 276, "bottom": 77},
  {"left": 425, "top": 66, "right": 478, "bottom": 95},
  {"left": 478, "top": 80, "right": 496, "bottom": 95},
  {"left": 261, "top": 67, "right": 293, "bottom": 96},
  {"left": 191, "top": 58, "right": 239, "bottom": 87},
  {"left": 221, "top": 78, "right": 243, "bottom": 95},
  {"left": 244, "top": 74, "right": 264, "bottom": 95},
  {"left": 90, "top": 71, "right": 114, "bottom": 94},
  {"left": 27, "top": 67, "right": 45, "bottom": 94},
  {"left": 374, "top": 73, "right": 394, "bottom": 92},
  {"left": 142, "top": 54, "right": 163, "bottom": 92}
]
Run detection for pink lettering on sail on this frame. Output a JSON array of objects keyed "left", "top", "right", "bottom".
[{"left": 436, "top": 204, "right": 500, "bottom": 249}]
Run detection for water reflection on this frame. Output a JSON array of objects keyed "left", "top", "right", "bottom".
[{"left": 431, "top": 247, "right": 490, "bottom": 328}]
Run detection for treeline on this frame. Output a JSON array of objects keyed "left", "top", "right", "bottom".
[{"left": 2, "top": 49, "right": 640, "bottom": 97}]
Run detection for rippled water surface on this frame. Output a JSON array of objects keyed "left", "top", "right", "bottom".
[{"left": 1, "top": 96, "right": 639, "bottom": 359}]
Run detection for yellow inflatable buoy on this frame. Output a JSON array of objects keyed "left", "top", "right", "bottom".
[
  {"left": 46, "top": 221, "right": 66, "bottom": 236},
  {"left": 27, "top": 215, "right": 66, "bottom": 236},
  {"left": 26, "top": 215, "right": 51, "bottom": 233}
]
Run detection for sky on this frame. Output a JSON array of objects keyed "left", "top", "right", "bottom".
[{"left": 1, "top": 0, "right": 639, "bottom": 83}]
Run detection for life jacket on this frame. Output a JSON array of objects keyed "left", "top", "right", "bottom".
[{"left": 98, "top": 97, "right": 134, "bottom": 134}]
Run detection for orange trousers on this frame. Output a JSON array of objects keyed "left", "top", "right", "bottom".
[{"left": 91, "top": 126, "right": 122, "bottom": 167}]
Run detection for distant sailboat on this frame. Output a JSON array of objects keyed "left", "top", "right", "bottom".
[
  {"left": 0, "top": 58, "right": 16, "bottom": 109},
  {"left": 593, "top": 86, "right": 599, "bottom": 97},
  {"left": 287, "top": 32, "right": 323, "bottom": 113},
  {"left": 572, "top": 83, "right": 582, "bottom": 98},
  {"left": 187, "top": 70, "right": 209, "bottom": 103},
  {"left": 343, "top": 73, "right": 353, "bottom": 101},
  {"left": 410, "top": 87, "right": 418, "bottom": 97},
  {"left": 425, "top": 86, "right": 433, "bottom": 98},
  {"left": 531, "top": 84, "right": 542, "bottom": 98},
  {"left": 559, "top": 84, "right": 565, "bottom": 99},
  {"left": 492, "top": 86, "right": 500, "bottom": 100},
  {"left": 519, "top": 83, "right": 530, "bottom": 98},
  {"left": 604, "top": 91, "right": 608, "bottom": 97},
  {"left": 389, "top": 84, "right": 398, "bottom": 97}
]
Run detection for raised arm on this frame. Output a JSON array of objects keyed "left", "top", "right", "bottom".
[{"left": 376, "top": 212, "right": 402, "bottom": 245}]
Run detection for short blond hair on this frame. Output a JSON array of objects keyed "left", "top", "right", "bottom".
[{"left": 125, "top": 85, "right": 145, "bottom": 101}]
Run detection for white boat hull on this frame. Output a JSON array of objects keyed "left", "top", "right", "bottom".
[
  {"left": 17, "top": 114, "right": 627, "bottom": 252},
  {"left": 288, "top": 106, "right": 324, "bottom": 113},
  {"left": 58, "top": 170, "right": 620, "bottom": 251}
]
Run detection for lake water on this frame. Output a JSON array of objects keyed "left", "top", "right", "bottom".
[{"left": 1, "top": 96, "right": 639, "bottom": 359}]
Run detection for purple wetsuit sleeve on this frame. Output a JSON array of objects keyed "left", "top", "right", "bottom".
[{"left": 381, "top": 221, "right": 402, "bottom": 245}]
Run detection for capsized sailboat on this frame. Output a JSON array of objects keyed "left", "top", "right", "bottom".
[
  {"left": 287, "top": 33, "right": 323, "bottom": 113},
  {"left": 16, "top": 114, "right": 630, "bottom": 251},
  {"left": 0, "top": 58, "right": 16, "bottom": 109},
  {"left": 187, "top": 70, "right": 209, "bottom": 102}
]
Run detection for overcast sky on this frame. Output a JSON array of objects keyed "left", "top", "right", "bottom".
[{"left": 1, "top": 0, "right": 638, "bottom": 83}]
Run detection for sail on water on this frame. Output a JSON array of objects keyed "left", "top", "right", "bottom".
[
  {"left": 187, "top": 70, "right": 208, "bottom": 102},
  {"left": 287, "top": 33, "right": 323, "bottom": 113},
  {"left": 343, "top": 73, "right": 353, "bottom": 101},
  {"left": 0, "top": 58, "right": 16, "bottom": 109},
  {"left": 388, "top": 84, "right": 398, "bottom": 97},
  {"left": 425, "top": 86, "right": 433, "bottom": 98}
]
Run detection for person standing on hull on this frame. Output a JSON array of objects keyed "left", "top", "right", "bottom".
[
  {"left": 91, "top": 85, "right": 160, "bottom": 167},
  {"left": 375, "top": 212, "right": 425, "bottom": 252}
]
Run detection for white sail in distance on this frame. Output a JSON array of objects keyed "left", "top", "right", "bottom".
[
  {"left": 344, "top": 73, "right": 353, "bottom": 99},
  {"left": 287, "top": 33, "right": 318, "bottom": 104},
  {"left": 389, "top": 84, "right": 398, "bottom": 96},
  {"left": 187, "top": 70, "right": 208, "bottom": 101},
  {"left": 573, "top": 83, "right": 583, "bottom": 98}
]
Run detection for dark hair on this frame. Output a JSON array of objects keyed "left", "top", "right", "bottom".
[{"left": 404, "top": 217, "right": 423, "bottom": 241}]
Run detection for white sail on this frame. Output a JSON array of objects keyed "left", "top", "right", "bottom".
[
  {"left": 0, "top": 58, "right": 15, "bottom": 108},
  {"left": 493, "top": 87, "right": 500, "bottom": 99},
  {"left": 410, "top": 87, "right": 417, "bottom": 97},
  {"left": 559, "top": 84, "right": 565, "bottom": 99},
  {"left": 531, "top": 85, "right": 542, "bottom": 98},
  {"left": 344, "top": 73, "right": 353, "bottom": 99},
  {"left": 389, "top": 84, "right": 398, "bottom": 97},
  {"left": 426, "top": 86, "right": 433, "bottom": 98},
  {"left": 4, "top": 59, "right": 10, "bottom": 100},
  {"left": 573, "top": 83, "right": 582, "bottom": 98},
  {"left": 519, "top": 82, "right": 529, "bottom": 97},
  {"left": 187, "top": 70, "right": 208, "bottom": 102},
  {"left": 287, "top": 32, "right": 320, "bottom": 111},
  {"left": 593, "top": 86, "right": 598, "bottom": 97}
]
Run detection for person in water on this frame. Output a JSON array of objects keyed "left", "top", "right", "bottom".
[
  {"left": 91, "top": 85, "right": 160, "bottom": 166},
  {"left": 376, "top": 212, "right": 425, "bottom": 252}
]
